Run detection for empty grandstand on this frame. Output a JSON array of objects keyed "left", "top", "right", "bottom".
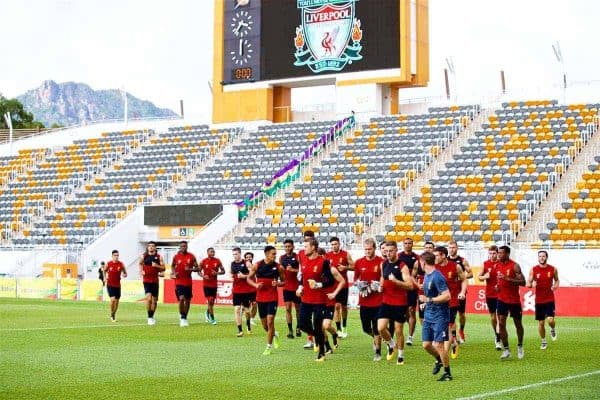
[
  {"left": 382, "top": 101, "right": 599, "bottom": 246},
  {"left": 229, "top": 105, "right": 479, "bottom": 248}
]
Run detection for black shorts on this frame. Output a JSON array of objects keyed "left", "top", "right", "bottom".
[
  {"left": 107, "top": 285, "right": 121, "bottom": 299},
  {"left": 407, "top": 290, "right": 418, "bottom": 307},
  {"left": 360, "top": 306, "right": 380, "bottom": 336},
  {"left": 335, "top": 287, "right": 349, "bottom": 305},
  {"left": 283, "top": 289, "right": 301, "bottom": 304},
  {"left": 449, "top": 306, "right": 459, "bottom": 324},
  {"left": 535, "top": 302, "right": 555, "bottom": 321},
  {"left": 496, "top": 300, "right": 522, "bottom": 319},
  {"left": 233, "top": 293, "right": 254, "bottom": 308},
  {"left": 378, "top": 303, "right": 408, "bottom": 323},
  {"left": 203, "top": 286, "right": 217, "bottom": 299},
  {"left": 175, "top": 285, "right": 193, "bottom": 300},
  {"left": 258, "top": 301, "right": 278, "bottom": 318},
  {"left": 486, "top": 297, "right": 498, "bottom": 314},
  {"left": 323, "top": 305, "right": 335, "bottom": 320},
  {"left": 298, "top": 303, "right": 325, "bottom": 335},
  {"left": 143, "top": 282, "right": 159, "bottom": 298},
  {"left": 458, "top": 296, "right": 467, "bottom": 313}
]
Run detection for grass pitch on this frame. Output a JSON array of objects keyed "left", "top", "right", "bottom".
[{"left": 1, "top": 298, "right": 599, "bottom": 399}]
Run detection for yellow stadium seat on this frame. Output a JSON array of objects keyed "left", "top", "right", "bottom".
[
  {"left": 560, "top": 229, "right": 572, "bottom": 241},
  {"left": 354, "top": 223, "right": 364, "bottom": 235}
]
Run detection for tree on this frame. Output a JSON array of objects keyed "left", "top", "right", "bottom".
[{"left": 0, "top": 94, "right": 45, "bottom": 129}]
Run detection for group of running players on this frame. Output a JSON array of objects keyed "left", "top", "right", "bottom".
[{"left": 102, "top": 233, "right": 560, "bottom": 381}]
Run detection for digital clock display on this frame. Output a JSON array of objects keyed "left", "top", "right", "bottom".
[{"left": 232, "top": 67, "right": 254, "bottom": 81}]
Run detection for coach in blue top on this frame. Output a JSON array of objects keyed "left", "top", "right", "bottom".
[{"left": 419, "top": 251, "right": 452, "bottom": 381}]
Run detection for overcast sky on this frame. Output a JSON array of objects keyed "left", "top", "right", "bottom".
[{"left": 1, "top": 0, "right": 599, "bottom": 120}]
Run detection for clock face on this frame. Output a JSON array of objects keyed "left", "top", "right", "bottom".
[
  {"left": 224, "top": 0, "right": 259, "bottom": 83},
  {"left": 230, "top": 10, "right": 253, "bottom": 37},
  {"left": 230, "top": 39, "right": 253, "bottom": 65}
]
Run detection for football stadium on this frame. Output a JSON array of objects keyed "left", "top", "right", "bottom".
[{"left": 1, "top": 1, "right": 599, "bottom": 399}]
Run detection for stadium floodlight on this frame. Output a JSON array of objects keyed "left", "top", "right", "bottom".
[
  {"left": 3, "top": 112, "right": 13, "bottom": 155},
  {"left": 445, "top": 57, "right": 455, "bottom": 75},
  {"left": 552, "top": 41, "right": 567, "bottom": 90},
  {"left": 120, "top": 87, "right": 128, "bottom": 127},
  {"left": 445, "top": 57, "right": 457, "bottom": 102}
]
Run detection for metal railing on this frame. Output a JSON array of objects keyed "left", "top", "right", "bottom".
[{"left": 0, "top": 116, "right": 183, "bottom": 146}]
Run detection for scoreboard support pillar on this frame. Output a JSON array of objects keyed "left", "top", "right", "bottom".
[{"left": 273, "top": 86, "right": 292, "bottom": 123}]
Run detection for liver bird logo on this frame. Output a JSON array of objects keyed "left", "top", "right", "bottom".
[{"left": 321, "top": 26, "right": 340, "bottom": 55}]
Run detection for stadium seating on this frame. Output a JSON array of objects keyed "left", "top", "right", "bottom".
[
  {"left": 234, "top": 106, "right": 479, "bottom": 248},
  {"left": 7, "top": 130, "right": 150, "bottom": 246},
  {"left": 0, "top": 148, "right": 51, "bottom": 240},
  {"left": 169, "top": 120, "right": 338, "bottom": 204},
  {"left": 385, "top": 100, "right": 599, "bottom": 245},
  {"left": 13, "top": 126, "right": 237, "bottom": 246},
  {"left": 0, "top": 149, "right": 48, "bottom": 187},
  {"left": 539, "top": 155, "right": 600, "bottom": 247}
]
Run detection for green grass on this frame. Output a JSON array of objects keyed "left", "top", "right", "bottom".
[{"left": 0, "top": 299, "right": 599, "bottom": 400}]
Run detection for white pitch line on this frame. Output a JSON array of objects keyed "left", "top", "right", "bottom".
[
  {"left": 457, "top": 370, "right": 600, "bottom": 400},
  {"left": 557, "top": 326, "right": 600, "bottom": 332},
  {"left": 0, "top": 319, "right": 236, "bottom": 332}
]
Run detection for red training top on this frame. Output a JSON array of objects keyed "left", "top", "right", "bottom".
[
  {"left": 200, "top": 257, "right": 222, "bottom": 288},
  {"left": 326, "top": 250, "right": 350, "bottom": 288},
  {"left": 482, "top": 259, "right": 498, "bottom": 299},
  {"left": 279, "top": 252, "right": 300, "bottom": 292},
  {"left": 497, "top": 259, "right": 521, "bottom": 305},
  {"left": 354, "top": 256, "right": 384, "bottom": 308},
  {"left": 436, "top": 260, "right": 461, "bottom": 308},
  {"left": 106, "top": 260, "right": 125, "bottom": 288},
  {"left": 300, "top": 255, "right": 330, "bottom": 305},
  {"left": 382, "top": 258, "right": 409, "bottom": 306},
  {"left": 231, "top": 260, "right": 255, "bottom": 294},
  {"left": 532, "top": 264, "right": 557, "bottom": 304},
  {"left": 255, "top": 260, "right": 281, "bottom": 303},
  {"left": 172, "top": 252, "right": 197, "bottom": 287},
  {"left": 141, "top": 252, "right": 162, "bottom": 284}
]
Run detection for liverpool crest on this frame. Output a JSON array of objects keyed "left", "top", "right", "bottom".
[{"left": 294, "top": 0, "right": 363, "bottom": 73}]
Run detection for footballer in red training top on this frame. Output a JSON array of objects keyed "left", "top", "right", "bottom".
[{"left": 199, "top": 247, "right": 225, "bottom": 324}]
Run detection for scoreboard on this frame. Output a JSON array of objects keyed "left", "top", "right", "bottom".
[
  {"left": 144, "top": 204, "right": 223, "bottom": 226},
  {"left": 222, "top": 0, "right": 401, "bottom": 84},
  {"left": 213, "top": 0, "right": 429, "bottom": 124}
]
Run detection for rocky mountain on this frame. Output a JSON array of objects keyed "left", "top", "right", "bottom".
[{"left": 17, "top": 80, "right": 178, "bottom": 127}]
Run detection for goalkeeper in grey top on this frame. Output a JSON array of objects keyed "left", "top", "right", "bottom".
[{"left": 352, "top": 238, "right": 385, "bottom": 361}]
